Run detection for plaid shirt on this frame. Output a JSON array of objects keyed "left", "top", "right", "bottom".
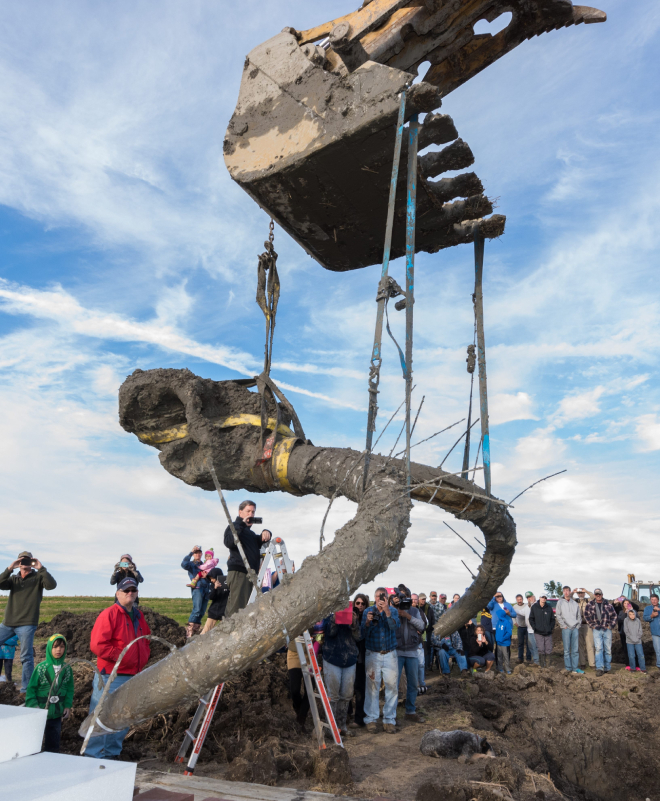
[
  {"left": 584, "top": 600, "right": 617, "bottom": 630},
  {"left": 361, "top": 605, "right": 400, "bottom": 653}
]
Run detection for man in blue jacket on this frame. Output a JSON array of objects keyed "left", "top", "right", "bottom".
[
  {"left": 488, "top": 591, "right": 515, "bottom": 674},
  {"left": 181, "top": 545, "right": 210, "bottom": 638},
  {"left": 361, "top": 588, "right": 400, "bottom": 733},
  {"left": 643, "top": 594, "right": 660, "bottom": 669}
]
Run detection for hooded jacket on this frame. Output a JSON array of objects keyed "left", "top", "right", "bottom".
[
  {"left": 322, "top": 614, "right": 362, "bottom": 668},
  {"left": 395, "top": 605, "right": 425, "bottom": 656},
  {"left": 556, "top": 597, "right": 581, "bottom": 630},
  {"left": 91, "top": 600, "right": 151, "bottom": 675},
  {"left": 25, "top": 634, "right": 74, "bottom": 720},
  {"left": 487, "top": 597, "right": 515, "bottom": 646},
  {"left": 207, "top": 569, "right": 230, "bottom": 620},
  {"left": 529, "top": 602, "right": 556, "bottom": 636},
  {"left": 623, "top": 613, "right": 643, "bottom": 645}
]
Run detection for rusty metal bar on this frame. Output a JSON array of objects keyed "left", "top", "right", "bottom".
[
  {"left": 364, "top": 90, "right": 407, "bottom": 490},
  {"left": 473, "top": 230, "right": 491, "bottom": 495},
  {"left": 405, "top": 113, "right": 420, "bottom": 494}
]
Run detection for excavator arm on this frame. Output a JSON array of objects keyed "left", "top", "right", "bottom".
[{"left": 224, "top": 1, "right": 605, "bottom": 272}]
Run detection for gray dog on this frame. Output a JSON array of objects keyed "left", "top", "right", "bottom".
[{"left": 420, "top": 729, "right": 491, "bottom": 759}]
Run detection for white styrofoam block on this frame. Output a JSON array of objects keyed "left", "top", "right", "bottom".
[
  {"left": 0, "top": 751, "right": 137, "bottom": 800},
  {"left": 0, "top": 704, "right": 47, "bottom": 763}
]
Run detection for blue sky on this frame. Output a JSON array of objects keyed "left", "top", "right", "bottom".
[{"left": 1, "top": 1, "right": 658, "bottom": 603}]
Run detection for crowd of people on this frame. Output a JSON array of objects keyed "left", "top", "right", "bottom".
[{"left": 1, "top": 499, "right": 659, "bottom": 754}]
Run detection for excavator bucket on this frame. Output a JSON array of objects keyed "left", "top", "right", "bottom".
[{"left": 223, "top": 1, "right": 605, "bottom": 272}]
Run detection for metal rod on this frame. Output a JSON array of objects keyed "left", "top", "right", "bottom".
[
  {"left": 364, "top": 90, "right": 407, "bottom": 489},
  {"left": 405, "top": 113, "right": 419, "bottom": 494},
  {"left": 461, "top": 559, "right": 477, "bottom": 579},
  {"left": 443, "top": 520, "right": 482, "bottom": 558},
  {"left": 473, "top": 230, "right": 491, "bottom": 495}
]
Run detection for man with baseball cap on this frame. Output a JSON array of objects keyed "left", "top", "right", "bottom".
[
  {"left": 85, "top": 576, "right": 151, "bottom": 758},
  {"left": 584, "top": 588, "right": 617, "bottom": 676},
  {"left": 0, "top": 551, "right": 57, "bottom": 691}
]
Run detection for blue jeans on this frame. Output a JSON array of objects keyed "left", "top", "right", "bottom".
[
  {"left": 85, "top": 672, "right": 134, "bottom": 758},
  {"left": 627, "top": 643, "right": 646, "bottom": 670},
  {"left": 323, "top": 661, "right": 356, "bottom": 703},
  {"left": 517, "top": 628, "right": 532, "bottom": 662},
  {"left": 189, "top": 585, "right": 210, "bottom": 624},
  {"left": 438, "top": 646, "right": 468, "bottom": 674},
  {"left": 468, "top": 653, "right": 495, "bottom": 668},
  {"left": 593, "top": 628, "right": 612, "bottom": 672},
  {"left": 364, "top": 650, "right": 398, "bottom": 725},
  {"left": 397, "top": 655, "right": 418, "bottom": 714},
  {"left": 0, "top": 623, "right": 37, "bottom": 691},
  {"left": 417, "top": 643, "right": 426, "bottom": 688},
  {"left": 561, "top": 628, "right": 580, "bottom": 671},
  {"left": 653, "top": 634, "right": 660, "bottom": 668},
  {"left": 526, "top": 629, "right": 540, "bottom": 663}
]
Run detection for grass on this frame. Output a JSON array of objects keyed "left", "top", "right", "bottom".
[{"left": 0, "top": 596, "right": 195, "bottom": 628}]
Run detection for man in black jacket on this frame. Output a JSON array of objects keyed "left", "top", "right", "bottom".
[
  {"left": 224, "top": 500, "right": 271, "bottom": 617},
  {"left": 529, "top": 596, "right": 556, "bottom": 668}
]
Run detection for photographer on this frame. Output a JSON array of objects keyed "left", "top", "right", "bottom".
[
  {"left": 0, "top": 551, "right": 57, "bottom": 692},
  {"left": 360, "top": 587, "right": 400, "bottom": 734},
  {"left": 394, "top": 591, "right": 425, "bottom": 721},
  {"left": 224, "top": 500, "right": 271, "bottom": 617}
]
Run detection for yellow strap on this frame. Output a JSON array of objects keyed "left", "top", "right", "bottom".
[
  {"left": 136, "top": 415, "right": 295, "bottom": 445},
  {"left": 272, "top": 437, "right": 300, "bottom": 495}
]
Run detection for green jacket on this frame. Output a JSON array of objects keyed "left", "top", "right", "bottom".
[
  {"left": 25, "top": 633, "right": 74, "bottom": 720},
  {"left": 0, "top": 566, "right": 57, "bottom": 626}
]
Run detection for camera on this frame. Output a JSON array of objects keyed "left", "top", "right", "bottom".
[
  {"left": 246, "top": 516, "right": 263, "bottom": 525},
  {"left": 398, "top": 595, "right": 412, "bottom": 610},
  {"left": 20, "top": 557, "right": 34, "bottom": 567}
]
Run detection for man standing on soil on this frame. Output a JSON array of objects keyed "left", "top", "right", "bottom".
[
  {"left": 529, "top": 595, "right": 555, "bottom": 667},
  {"left": 0, "top": 551, "right": 57, "bottom": 692},
  {"left": 86, "top": 577, "right": 151, "bottom": 759},
  {"left": 643, "top": 594, "right": 660, "bottom": 670},
  {"left": 556, "top": 585, "right": 584, "bottom": 674},
  {"left": 574, "top": 588, "right": 595, "bottom": 670},
  {"left": 513, "top": 594, "right": 532, "bottom": 664},
  {"left": 224, "top": 500, "right": 271, "bottom": 617},
  {"left": 584, "top": 589, "right": 617, "bottom": 677},
  {"left": 395, "top": 591, "right": 425, "bottom": 721},
  {"left": 361, "top": 587, "right": 400, "bottom": 734}
]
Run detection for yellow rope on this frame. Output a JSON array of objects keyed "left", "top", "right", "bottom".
[{"left": 136, "top": 414, "right": 295, "bottom": 445}]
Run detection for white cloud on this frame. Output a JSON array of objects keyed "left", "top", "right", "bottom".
[
  {"left": 554, "top": 386, "right": 606, "bottom": 423},
  {"left": 635, "top": 414, "right": 660, "bottom": 452}
]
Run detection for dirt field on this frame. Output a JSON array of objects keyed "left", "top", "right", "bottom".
[{"left": 1, "top": 608, "right": 658, "bottom": 801}]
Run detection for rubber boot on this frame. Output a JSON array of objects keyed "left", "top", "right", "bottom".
[
  {"left": 336, "top": 700, "right": 352, "bottom": 736},
  {"left": 540, "top": 654, "right": 546, "bottom": 668}
]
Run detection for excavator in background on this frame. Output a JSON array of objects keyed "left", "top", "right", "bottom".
[
  {"left": 622, "top": 574, "right": 660, "bottom": 606},
  {"left": 224, "top": 0, "right": 606, "bottom": 272}
]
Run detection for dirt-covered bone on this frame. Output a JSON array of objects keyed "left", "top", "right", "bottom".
[
  {"left": 224, "top": 2, "right": 604, "bottom": 272},
  {"left": 79, "top": 367, "right": 515, "bottom": 739}
]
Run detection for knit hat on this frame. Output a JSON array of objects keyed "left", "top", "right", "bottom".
[{"left": 205, "top": 549, "right": 214, "bottom": 558}]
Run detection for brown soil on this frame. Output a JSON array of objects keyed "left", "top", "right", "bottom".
[{"left": 2, "top": 613, "right": 659, "bottom": 801}]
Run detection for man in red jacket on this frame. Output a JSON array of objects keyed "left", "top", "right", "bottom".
[{"left": 85, "top": 577, "right": 151, "bottom": 759}]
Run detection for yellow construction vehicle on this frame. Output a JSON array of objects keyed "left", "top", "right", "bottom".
[{"left": 622, "top": 574, "right": 660, "bottom": 605}]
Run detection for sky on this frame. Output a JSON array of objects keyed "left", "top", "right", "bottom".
[{"left": 0, "top": 1, "right": 658, "bottom": 605}]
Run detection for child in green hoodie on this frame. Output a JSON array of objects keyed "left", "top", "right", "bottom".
[{"left": 25, "top": 633, "right": 74, "bottom": 753}]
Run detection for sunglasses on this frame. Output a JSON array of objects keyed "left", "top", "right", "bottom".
[
  {"left": 354, "top": 600, "right": 365, "bottom": 606},
  {"left": 121, "top": 588, "right": 138, "bottom": 594}
]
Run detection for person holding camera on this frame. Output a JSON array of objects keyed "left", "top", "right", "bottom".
[
  {"left": 0, "top": 551, "right": 57, "bottom": 692},
  {"left": 224, "top": 500, "right": 271, "bottom": 617},
  {"left": 360, "top": 587, "right": 400, "bottom": 733},
  {"left": 393, "top": 591, "right": 425, "bottom": 721}
]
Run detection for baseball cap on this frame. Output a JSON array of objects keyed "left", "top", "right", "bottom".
[
  {"left": 594, "top": 588, "right": 603, "bottom": 595},
  {"left": 18, "top": 551, "right": 33, "bottom": 559},
  {"left": 207, "top": 568, "right": 224, "bottom": 580},
  {"left": 525, "top": 591, "right": 533, "bottom": 598},
  {"left": 117, "top": 577, "right": 138, "bottom": 591}
]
